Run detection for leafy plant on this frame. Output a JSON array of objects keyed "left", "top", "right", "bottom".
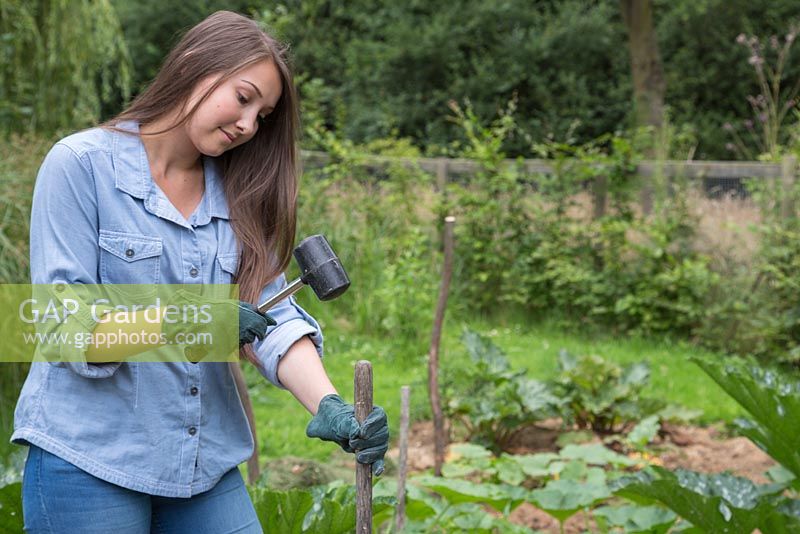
[
  {"left": 613, "top": 467, "right": 800, "bottom": 533},
  {"left": 555, "top": 350, "right": 664, "bottom": 433},
  {"left": 691, "top": 355, "right": 800, "bottom": 481},
  {"left": 442, "top": 329, "right": 562, "bottom": 452},
  {"left": 624, "top": 415, "right": 662, "bottom": 452},
  {"left": 248, "top": 481, "right": 394, "bottom": 533}
]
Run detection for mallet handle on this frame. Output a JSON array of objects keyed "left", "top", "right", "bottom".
[
  {"left": 256, "top": 277, "right": 305, "bottom": 313},
  {"left": 355, "top": 360, "right": 373, "bottom": 534}
]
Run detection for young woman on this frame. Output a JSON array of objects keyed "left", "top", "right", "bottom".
[{"left": 12, "top": 11, "right": 388, "bottom": 533}]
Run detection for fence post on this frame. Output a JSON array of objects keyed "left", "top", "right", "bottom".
[
  {"left": 640, "top": 174, "right": 653, "bottom": 216},
  {"left": 781, "top": 155, "right": 797, "bottom": 220},
  {"left": 435, "top": 158, "right": 448, "bottom": 192}
]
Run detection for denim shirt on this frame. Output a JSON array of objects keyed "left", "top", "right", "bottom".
[{"left": 11, "top": 121, "right": 323, "bottom": 497}]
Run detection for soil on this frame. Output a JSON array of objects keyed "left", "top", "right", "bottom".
[{"left": 385, "top": 419, "right": 776, "bottom": 533}]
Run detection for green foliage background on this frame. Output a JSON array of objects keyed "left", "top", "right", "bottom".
[
  {"left": 6, "top": 1, "right": 798, "bottom": 157},
  {"left": 105, "top": 0, "right": 800, "bottom": 160}
]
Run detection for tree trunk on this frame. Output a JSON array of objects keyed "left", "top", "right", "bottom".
[
  {"left": 620, "top": 0, "right": 666, "bottom": 130},
  {"left": 620, "top": 0, "right": 665, "bottom": 215}
]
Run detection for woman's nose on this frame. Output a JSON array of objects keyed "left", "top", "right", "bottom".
[{"left": 235, "top": 115, "right": 256, "bottom": 136}]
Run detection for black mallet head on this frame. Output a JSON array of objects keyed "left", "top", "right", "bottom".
[{"left": 257, "top": 235, "right": 350, "bottom": 312}]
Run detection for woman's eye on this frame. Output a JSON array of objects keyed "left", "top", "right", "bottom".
[{"left": 237, "top": 93, "right": 248, "bottom": 105}]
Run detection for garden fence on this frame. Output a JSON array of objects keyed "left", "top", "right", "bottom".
[{"left": 301, "top": 151, "right": 798, "bottom": 220}]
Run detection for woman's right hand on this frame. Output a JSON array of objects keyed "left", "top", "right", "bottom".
[{"left": 162, "top": 289, "right": 275, "bottom": 359}]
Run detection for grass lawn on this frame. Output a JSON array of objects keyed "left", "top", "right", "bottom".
[{"left": 247, "top": 317, "right": 744, "bottom": 464}]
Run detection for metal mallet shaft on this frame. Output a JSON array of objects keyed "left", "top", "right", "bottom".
[{"left": 257, "top": 278, "right": 305, "bottom": 313}]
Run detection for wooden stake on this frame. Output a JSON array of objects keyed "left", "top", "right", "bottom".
[
  {"left": 428, "top": 216, "right": 455, "bottom": 476},
  {"left": 355, "top": 361, "right": 373, "bottom": 534},
  {"left": 395, "top": 385, "right": 410, "bottom": 532}
]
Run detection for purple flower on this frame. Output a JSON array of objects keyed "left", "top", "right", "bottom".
[
  {"left": 723, "top": 122, "right": 733, "bottom": 131},
  {"left": 744, "top": 119, "right": 754, "bottom": 129},
  {"left": 758, "top": 113, "right": 768, "bottom": 123},
  {"left": 748, "top": 55, "right": 763, "bottom": 66},
  {"left": 726, "top": 143, "right": 736, "bottom": 151},
  {"left": 736, "top": 33, "right": 747, "bottom": 44}
]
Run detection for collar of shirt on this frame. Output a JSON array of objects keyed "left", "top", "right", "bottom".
[{"left": 112, "top": 120, "right": 230, "bottom": 229}]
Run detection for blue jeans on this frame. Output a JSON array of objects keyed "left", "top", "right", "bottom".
[{"left": 22, "top": 445, "right": 262, "bottom": 533}]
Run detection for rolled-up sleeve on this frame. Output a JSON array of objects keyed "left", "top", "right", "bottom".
[
  {"left": 252, "top": 273, "right": 324, "bottom": 388},
  {"left": 29, "top": 142, "right": 121, "bottom": 378}
]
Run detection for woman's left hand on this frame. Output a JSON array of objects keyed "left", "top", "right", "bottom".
[{"left": 306, "top": 394, "right": 389, "bottom": 476}]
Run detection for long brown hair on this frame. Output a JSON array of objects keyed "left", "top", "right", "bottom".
[{"left": 102, "top": 11, "right": 300, "bottom": 366}]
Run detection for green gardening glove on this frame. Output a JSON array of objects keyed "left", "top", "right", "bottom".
[
  {"left": 306, "top": 394, "right": 389, "bottom": 476},
  {"left": 237, "top": 302, "right": 277, "bottom": 347},
  {"left": 163, "top": 290, "right": 276, "bottom": 360}
]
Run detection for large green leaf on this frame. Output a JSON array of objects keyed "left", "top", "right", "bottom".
[
  {"left": 559, "top": 443, "right": 637, "bottom": 467},
  {"left": 593, "top": 504, "right": 676, "bottom": 534},
  {"left": 529, "top": 479, "right": 610, "bottom": 522},
  {"left": 519, "top": 378, "right": 564, "bottom": 414},
  {"left": 626, "top": 415, "right": 661, "bottom": 449},
  {"left": 613, "top": 467, "right": 800, "bottom": 533},
  {"left": 511, "top": 452, "right": 561, "bottom": 478},
  {"left": 304, "top": 498, "right": 353, "bottom": 534},
  {"left": 249, "top": 488, "right": 314, "bottom": 534},
  {"left": 692, "top": 356, "right": 800, "bottom": 478},
  {"left": 495, "top": 455, "right": 527, "bottom": 486},
  {"left": 461, "top": 329, "right": 509, "bottom": 372},
  {"left": 413, "top": 476, "right": 528, "bottom": 512},
  {"left": 0, "top": 482, "right": 23, "bottom": 534}
]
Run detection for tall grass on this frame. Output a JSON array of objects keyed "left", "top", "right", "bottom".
[
  {"left": 0, "top": 134, "right": 51, "bottom": 461},
  {"left": 0, "top": 134, "right": 50, "bottom": 284}
]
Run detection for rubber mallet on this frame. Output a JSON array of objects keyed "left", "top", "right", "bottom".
[{"left": 257, "top": 234, "right": 350, "bottom": 312}]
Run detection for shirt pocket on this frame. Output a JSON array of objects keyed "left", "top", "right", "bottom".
[
  {"left": 215, "top": 253, "right": 239, "bottom": 285},
  {"left": 99, "top": 230, "right": 163, "bottom": 284}
]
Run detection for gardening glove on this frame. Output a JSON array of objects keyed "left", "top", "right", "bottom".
[
  {"left": 163, "top": 289, "right": 275, "bottom": 360},
  {"left": 235, "top": 302, "right": 277, "bottom": 346},
  {"left": 306, "top": 393, "right": 389, "bottom": 476}
]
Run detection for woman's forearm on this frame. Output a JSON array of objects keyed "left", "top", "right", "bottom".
[{"left": 276, "top": 336, "right": 337, "bottom": 414}]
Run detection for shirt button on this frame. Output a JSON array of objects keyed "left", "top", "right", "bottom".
[
  {"left": 125, "top": 248, "right": 135, "bottom": 258},
  {"left": 189, "top": 267, "right": 199, "bottom": 277},
  {"left": 190, "top": 386, "right": 199, "bottom": 396},
  {"left": 188, "top": 427, "right": 197, "bottom": 436}
]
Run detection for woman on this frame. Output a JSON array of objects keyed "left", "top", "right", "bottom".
[{"left": 12, "top": 11, "right": 388, "bottom": 533}]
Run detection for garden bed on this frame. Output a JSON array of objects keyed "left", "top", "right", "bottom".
[{"left": 387, "top": 419, "right": 776, "bottom": 533}]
